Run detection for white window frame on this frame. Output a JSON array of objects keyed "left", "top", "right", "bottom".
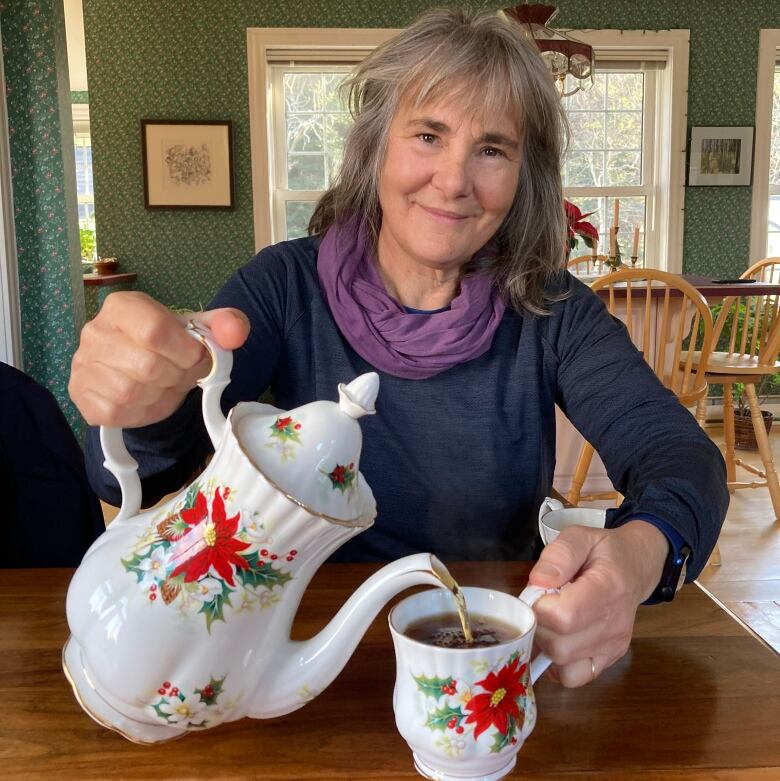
[
  {"left": 248, "top": 27, "right": 689, "bottom": 271},
  {"left": 72, "top": 103, "right": 95, "bottom": 233},
  {"left": 247, "top": 27, "right": 397, "bottom": 251},
  {"left": 563, "top": 30, "right": 689, "bottom": 273},
  {"left": 0, "top": 29, "right": 22, "bottom": 368},
  {"left": 750, "top": 29, "right": 780, "bottom": 262}
]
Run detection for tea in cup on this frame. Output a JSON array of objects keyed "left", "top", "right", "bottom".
[
  {"left": 537, "top": 496, "right": 606, "bottom": 545},
  {"left": 389, "top": 585, "right": 553, "bottom": 781}
]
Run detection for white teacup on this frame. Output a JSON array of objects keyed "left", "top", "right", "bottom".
[
  {"left": 389, "top": 585, "right": 553, "bottom": 781},
  {"left": 537, "top": 497, "right": 607, "bottom": 545}
]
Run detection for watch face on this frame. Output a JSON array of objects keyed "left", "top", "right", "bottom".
[{"left": 675, "top": 546, "right": 692, "bottom": 592}]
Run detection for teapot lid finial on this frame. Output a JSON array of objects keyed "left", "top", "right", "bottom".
[{"left": 338, "top": 372, "right": 379, "bottom": 419}]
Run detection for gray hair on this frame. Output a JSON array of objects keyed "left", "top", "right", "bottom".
[{"left": 308, "top": 7, "right": 569, "bottom": 314}]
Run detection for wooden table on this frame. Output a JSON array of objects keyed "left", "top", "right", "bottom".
[{"left": 1, "top": 563, "right": 778, "bottom": 780}]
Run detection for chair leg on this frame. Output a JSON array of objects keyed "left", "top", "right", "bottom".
[
  {"left": 568, "top": 441, "right": 595, "bottom": 506},
  {"left": 707, "top": 543, "right": 722, "bottom": 567},
  {"left": 723, "top": 382, "right": 737, "bottom": 485},
  {"left": 696, "top": 395, "right": 708, "bottom": 428},
  {"left": 744, "top": 383, "right": 780, "bottom": 521}
]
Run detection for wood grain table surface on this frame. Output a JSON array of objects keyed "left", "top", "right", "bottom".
[{"left": 1, "top": 563, "right": 778, "bottom": 780}]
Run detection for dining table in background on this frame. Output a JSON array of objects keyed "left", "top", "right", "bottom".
[{"left": 1, "top": 562, "right": 778, "bottom": 780}]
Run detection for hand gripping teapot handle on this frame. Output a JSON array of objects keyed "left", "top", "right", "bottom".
[
  {"left": 99, "top": 320, "right": 233, "bottom": 524},
  {"left": 517, "top": 584, "right": 560, "bottom": 684}
]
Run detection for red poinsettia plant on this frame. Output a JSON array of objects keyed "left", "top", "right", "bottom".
[{"left": 564, "top": 199, "right": 599, "bottom": 253}]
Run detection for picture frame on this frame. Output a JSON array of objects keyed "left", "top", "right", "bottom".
[
  {"left": 141, "top": 120, "right": 234, "bottom": 209},
  {"left": 687, "top": 126, "right": 754, "bottom": 187}
]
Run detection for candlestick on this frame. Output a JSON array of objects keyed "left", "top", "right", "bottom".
[
  {"left": 609, "top": 226, "right": 617, "bottom": 258},
  {"left": 613, "top": 199, "right": 620, "bottom": 230},
  {"left": 632, "top": 226, "right": 640, "bottom": 258},
  {"left": 591, "top": 237, "right": 598, "bottom": 259}
]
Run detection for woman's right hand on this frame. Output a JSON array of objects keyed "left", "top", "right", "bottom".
[{"left": 69, "top": 291, "right": 250, "bottom": 429}]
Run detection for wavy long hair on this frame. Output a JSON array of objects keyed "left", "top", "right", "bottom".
[{"left": 308, "top": 7, "right": 569, "bottom": 314}]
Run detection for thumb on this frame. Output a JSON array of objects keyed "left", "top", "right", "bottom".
[
  {"left": 528, "top": 527, "right": 592, "bottom": 589},
  {"left": 189, "top": 307, "right": 251, "bottom": 351}
]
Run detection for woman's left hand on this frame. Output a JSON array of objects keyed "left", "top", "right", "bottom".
[{"left": 527, "top": 521, "right": 669, "bottom": 687}]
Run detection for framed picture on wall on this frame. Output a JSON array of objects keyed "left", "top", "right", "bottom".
[
  {"left": 141, "top": 120, "right": 234, "bottom": 209},
  {"left": 687, "top": 126, "right": 754, "bottom": 186}
]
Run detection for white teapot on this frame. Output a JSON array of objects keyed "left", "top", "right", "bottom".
[{"left": 64, "top": 322, "right": 451, "bottom": 744}]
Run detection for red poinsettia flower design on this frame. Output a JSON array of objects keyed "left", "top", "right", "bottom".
[
  {"left": 276, "top": 416, "right": 293, "bottom": 430},
  {"left": 170, "top": 488, "right": 250, "bottom": 586},
  {"left": 564, "top": 199, "right": 599, "bottom": 250},
  {"left": 464, "top": 657, "right": 527, "bottom": 739}
]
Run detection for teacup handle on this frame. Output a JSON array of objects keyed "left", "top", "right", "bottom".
[
  {"left": 517, "top": 584, "right": 560, "bottom": 684},
  {"left": 99, "top": 320, "right": 233, "bottom": 524}
]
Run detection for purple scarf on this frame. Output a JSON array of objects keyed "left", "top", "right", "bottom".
[{"left": 317, "top": 218, "right": 506, "bottom": 380}]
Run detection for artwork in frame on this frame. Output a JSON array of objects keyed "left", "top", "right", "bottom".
[
  {"left": 141, "top": 120, "right": 234, "bottom": 209},
  {"left": 687, "top": 126, "right": 754, "bottom": 187}
]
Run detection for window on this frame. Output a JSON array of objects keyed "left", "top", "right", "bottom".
[
  {"left": 270, "top": 66, "right": 352, "bottom": 240},
  {"left": 750, "top": 30, "right": 780, "bottom": 261},
  {"left": 562, "top": 68, "right": 654, "bottom": 265},
  {"left": 72, "top": 103, "right": 95, "bottom": 260},
  {"left": 249, "top": 28, "right": 688, "bottom": 269},
  {"left": 768, "top": 66, "right": 780, "bottom": 257}
]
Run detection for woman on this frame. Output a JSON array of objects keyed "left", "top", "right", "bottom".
[{"left": 69, "top": 9, "right": 727, "bottom": 688}]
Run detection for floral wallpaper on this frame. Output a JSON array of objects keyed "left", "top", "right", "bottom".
[
  {"left": 1, "top": 0, "right": 85, "bottom": 433},
  {"left": 82, "top": 0, "right": 780, "bottom": 304}
]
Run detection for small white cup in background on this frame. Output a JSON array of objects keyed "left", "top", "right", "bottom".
[{"left": 537, "top": 497, "right": 607, "bottom": 546}]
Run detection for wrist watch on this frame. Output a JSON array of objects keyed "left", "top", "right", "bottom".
[
  {"left": 633, "top": 515, "right": 692, "bottom": 604},
  {"left": 644, "top": 536, "right": 692, "bottom": 604}
]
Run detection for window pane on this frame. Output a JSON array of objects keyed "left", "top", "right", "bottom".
[
  {"left": 286, "top": 200, "right": 316, "bottom": 240},
  {"left": 566, "top": 195, "right": 646, "bottom": 261},
  {"left": 606, "top": 150, "right": 641, "bottom": 186},
  {"left": 287, "top": 154, "right": 325, "bottom": 190},
  {"left": 283, "top": 71, "right": 351, "bottom": 191},
  {"left": 768, "top": 68, "right": 780, "bottom": 254},
  {"left": 563, "top": 150, "right": 604, "bottom": 187},
  {"left": 769, "top": 195, "right": 780, "bottom": 257},
  {"left": 568, "top": 111, "right": 605, "bottom": 150},
  {"left": 287, "top": 115, "right": 324, "bottom": 152},
  {"left": 562, "top": 70, "right": 644, "bottom": 187}
]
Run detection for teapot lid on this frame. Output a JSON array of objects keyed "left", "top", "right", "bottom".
[{"left": 232, "top": 373, "right": 379, "bottom": 526}]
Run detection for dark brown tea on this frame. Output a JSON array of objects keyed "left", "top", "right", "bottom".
[{"left": 405, "top": 612, "right": 521, "bottom": 649}]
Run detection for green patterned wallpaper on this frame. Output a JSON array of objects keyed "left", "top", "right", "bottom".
[
  {"left": 83, "top": 0, "right": 780, "bottom": 301},
  {"left": 1, "top": 0, "right": 86, "bottom": 433}
]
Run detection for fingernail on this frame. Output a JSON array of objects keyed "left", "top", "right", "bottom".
[{"left": 534, "top": 562, "right": 560, "bottom": 580}]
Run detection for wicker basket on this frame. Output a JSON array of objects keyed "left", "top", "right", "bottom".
[{"left": 733, "top": 409, "right": 774, "bottom": 451}]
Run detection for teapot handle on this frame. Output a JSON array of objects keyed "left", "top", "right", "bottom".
[
  {"left": 517, "top": 584, "right": 560, "bottom": 684},
  {"left": 99, "top": 320, "right": 233, "bottom": 524}
]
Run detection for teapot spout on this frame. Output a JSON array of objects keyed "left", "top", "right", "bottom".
[{"left": 249, "top": 553, "right": 452, "bottom": 718}]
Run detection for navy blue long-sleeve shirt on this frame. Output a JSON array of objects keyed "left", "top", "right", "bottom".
[{"left": 85, "top": 236, "right": 728, "bottom": 577}]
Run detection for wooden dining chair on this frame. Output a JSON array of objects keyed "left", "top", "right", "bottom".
[
  {"left": 567, "top": 269, "right": 715, "bottom": 508},
  {"left": 687, "top": 257, "right": 780, "bottom": 522},
  {"left": 567, "top": 254, "right": 603, "bottom": 277}
]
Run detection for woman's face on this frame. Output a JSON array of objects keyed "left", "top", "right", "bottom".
[{"left": 377, "top": 92, "right": 522, "bottom": 275}]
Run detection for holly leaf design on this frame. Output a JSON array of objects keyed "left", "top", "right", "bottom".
[
  {"left": 413, "top": 674, "right": 454, "bottom": 700},
  {"left": 237, "top": 553, "right": 293, "bottom": 590},
  {"left": 490, "top": 715, "right": 517, "bottom": 753},
  {"left": 199, "top": 581, "right": 233, "bottom": 632},
  {"left": 195, "top": 675, "right": 225, "bottom": 706},
  {"left": 183, "top": 481, "right": 202, "bottom": 510},
  {"left": 425, "top": 703, "right": 465, "bottom": 732}
]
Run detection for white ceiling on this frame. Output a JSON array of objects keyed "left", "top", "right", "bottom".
[{"left": 64, "top": 0, "right": 88, "bottom": 93}]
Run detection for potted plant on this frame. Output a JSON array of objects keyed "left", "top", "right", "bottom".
[
  {"left": 80, "top": 227, "right": 96, "bottom": 272},
  {"left": 732, "top": 379, "right": 774, "bottom": 451},
  {"left": 564, "top": 200, "right": 599, "bottom": 257}
]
